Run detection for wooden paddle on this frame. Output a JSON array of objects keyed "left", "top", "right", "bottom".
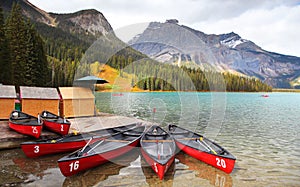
[
  {"left": 86, "top": 139, "right": 104, "bottom": 154},
  {"left": 142, "top": 137, "right": 198, "bottom": 142},
  {"left": 197, "top": 137, "right": 217, "bottom": 155},
  {"left": 78, "top": 137, "right": 94, "bottom": 156}
]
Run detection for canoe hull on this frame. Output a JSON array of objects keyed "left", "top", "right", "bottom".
[
  {"left": 21, "top": 124, "right": 139, "bottom": 158},
  {"left": 43, "top": 120, "right": 70, "bottom": 135},
  {"left": 175, "top": 141, "right": 235, "bottom": 174},
  {"left": 58, "top": 139, "right": 140, "bottom": 176},
  {"left": 21, "top": 138, "right": 103, "bottom": 158},
  {"left": 141, "top": 148, "right": 175, "bottom": 180},
  {"left": 140, "top": 125, "right": 176, "bottom": 180},
  {"left": 9, "top": 122, "right": 42, "bottom": 138}
]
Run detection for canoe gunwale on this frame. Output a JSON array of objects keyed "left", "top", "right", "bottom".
[
  {"left": 140, "top": 125, "right": 176, "bottom": 166},
  {"left": 9, "top": 110, "right": 41, "bottom": 126},
  {"left": 22, "top": 123, "right": 139, "bottom": 144},
  {"left": 41, "top": 110, "right": 71, "bottom": 125},
  {"left": 58, "top": 126, "right": 145, "bottom": 162},
  {"left": 168, "top": 124, "right": 236, "bottom": 160}
]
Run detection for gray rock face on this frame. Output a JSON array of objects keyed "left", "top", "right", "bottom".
[
  {"left": 0, "top": 0, "right": 113, "bottom": 37},
  {"left": 129, "top": 21, "right": 300, "bottom": 88},
  {"left": 51, "top": 9, "right": 114, "bottom": 37}
]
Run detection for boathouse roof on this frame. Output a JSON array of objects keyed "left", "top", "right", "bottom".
[
  {"left": 20, "top": 86, "right": 60, "bottom": 100},
  {"left": 0, "top": 85, "right": 17, "bottom": 98}
]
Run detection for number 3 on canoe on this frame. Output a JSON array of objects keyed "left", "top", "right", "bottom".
[
  {"left": 216, "top": 158, "right": 226, "bottom": 168},
  {"left": 69, "top": 161, "right": 79, "bottom": 172},
  {"left": 34, "top": 145, "right": 39, "bottom": 153}
]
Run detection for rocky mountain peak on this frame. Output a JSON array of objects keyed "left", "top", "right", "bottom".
[
  {"left": 51, "top": 9, "right": 114, "bottom": 36},
  {"left": 0, "top": 0, "right": 113, "bottom": 37},
  {"left": 166, "top": 19, "right": 179, "bottom": 24},
  {"left": 219, "top": 32, "right": 248, "bottom": 49},
  {"left": 0, "top": 0, "right": 57, "bottom": 26},
  {"left": 129, "top": 20, "right": 300, "bottom": 88}
]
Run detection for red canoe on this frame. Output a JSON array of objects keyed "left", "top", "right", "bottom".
[
  {"left": 21, "top": 123, "right": 138, "bottom": 158},
  {"left": 168, "top": 124, "right": 236, "bottom": 174},
  {"left": 40, "top": 110, "right": 71, "bottom": 135},
  {"left": 9, "top": 110, "right": 42, "bottom": 138},
  {"left": 140, "top": 125, "right": 176, "bottom": 180},
  {"left": 57, "top": 125, "right": 145, "bottom": 176}
]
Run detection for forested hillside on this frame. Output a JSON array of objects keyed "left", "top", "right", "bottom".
[
  {"left": 0, "top": 5, "right": 48, "bottom": 87},
  {"left": 0, "top": 2, "right": 272, "bottom": 92},
  {"left": 100, "top": 60, "right": 272, "bottom": 92}
]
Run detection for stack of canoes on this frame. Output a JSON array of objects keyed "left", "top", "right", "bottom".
[
  {"left": 21, "top": 123, "right": 137, "bottom": 158},
  {"left": 8, "top": 110, "right": 72, "bottom": 138},
  {"left": 19, "top": 122, "right": 236, "bottom": 179}
]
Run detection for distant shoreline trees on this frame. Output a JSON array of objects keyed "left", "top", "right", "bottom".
[{"left": 106, "top": 59, "right": 272, "bottom": 92}]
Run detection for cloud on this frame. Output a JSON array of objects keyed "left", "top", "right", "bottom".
[{"left": 191, "top": 4, "right": 300, "bottom": 56}]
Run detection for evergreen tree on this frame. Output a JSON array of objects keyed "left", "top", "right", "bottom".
[
  {"left": 5, "top": 3, "right": 28, "bottom": 87},
  {"left": 29, "top": 22, "right": 49, "bottom": 86},
  {"left": 0, "top": 7, "right": 11, "bottom": 84},
  {"left": 4, "top": 3, "right": 50, "bottom": 87}
]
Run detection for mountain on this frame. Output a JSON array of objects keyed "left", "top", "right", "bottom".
[
  {"left": 129, "top": 20, "right": 300, "bottom": 88},
  {"left": 0, "top": 0, "right": 113, "bottom": 38},
  {"left": 0, "top": 1, "right": 292, "bottom": 89},
  {"left": 0, "top": 0, "right": 119, "bottom": 59},
  {"left": 50, "top": 9, "right": 113, "bottom": 37},
  {"left": 0, "top": 0, "right": 145, "bottom": 87},
  {"left": 0, "top": 0, "right": 55, "bottom": 26}
]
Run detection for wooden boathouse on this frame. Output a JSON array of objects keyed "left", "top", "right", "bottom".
[
  {"left": 20, "top": 86, "right": 60, "bottom": 117},
  {"left": 59, "top": 87, "right": 95, "bottom": 118},
  {"left": 0, "top": 85, "right": 17, "bottom": 119}
]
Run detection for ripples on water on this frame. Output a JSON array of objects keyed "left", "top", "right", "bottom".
[
  {"left": 1, "top": 92, "right": 299, "bottom": 186},
  {"left": 96, "top": 92, "right": 300, "bottom": 186}
]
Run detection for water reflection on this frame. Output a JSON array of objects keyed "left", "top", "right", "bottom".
[
  {"left": 10, "top": 150, "right": 65, "bottom": 186},
  {"left": 141, "top": 157, "right": 175, "bottom": 186},
  {"left": 13, "top": 154, "right": 62, "bottom": 175},
  {"left": 63, "top": 149, "right": 140, "bottom": 187},
  {"left": 2, "top": 148, "right": 235, "bottom": 187},
  {"left": 176, "top": 152, "right": 233, "bottom": 187}
]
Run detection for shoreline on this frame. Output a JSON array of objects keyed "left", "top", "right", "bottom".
[
  {"left": 97, "top": 90, "right": 271, "bottom": 93},
  {"left": 97, "top": 89, "right": 300, "bottom": 93}
]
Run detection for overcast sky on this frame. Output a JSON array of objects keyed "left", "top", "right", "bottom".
[{"left": 29, "top": 0, "right": 300, "bottom": 57}]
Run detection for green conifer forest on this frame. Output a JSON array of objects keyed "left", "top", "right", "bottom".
[{"left": 0, "top": 3, "right": 272, "bottom": 92}]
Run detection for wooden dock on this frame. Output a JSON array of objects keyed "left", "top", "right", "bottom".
[{"left": 0, "top": 113, "right": 148, "bottom": 149}]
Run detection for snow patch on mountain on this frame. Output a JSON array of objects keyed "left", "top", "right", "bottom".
[{"left": 221, "top": 37, "right": 248, "bottom": 48}]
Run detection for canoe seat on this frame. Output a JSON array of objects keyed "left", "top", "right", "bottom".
[
  {"left": 170, "top": 131, "right": 189, "bottom": 135},
  {"left": 123, "top": 132, "right": 141, "bottom": 137},
  {"left": 146, "top": 132, "right": 167, "bottom": 137},
  {"left": 43, "top": 116, "right": 59, "bottom": 119},
  {"left": 218, "top": 149, "right": 227, "bottom": 155},
  {"left": 12, "top": 117, "right": 29, "bottom": 120}
]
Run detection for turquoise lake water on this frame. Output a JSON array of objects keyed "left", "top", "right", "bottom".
[
  {"left": 96, "top": 92, "right": 300, "bottom": 186},
  {"left": 1, "top": 92, "right": 299, "bottom": 186}
]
